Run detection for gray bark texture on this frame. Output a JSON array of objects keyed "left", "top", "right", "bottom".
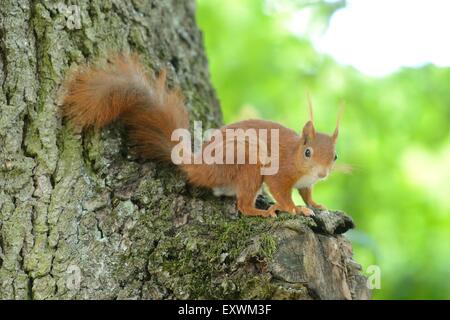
[{"left": 0, "top": 0, "right": 370, "bottom": 299}]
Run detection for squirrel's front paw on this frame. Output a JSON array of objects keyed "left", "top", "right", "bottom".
[{"left": 295, "top": 206, "right": 315, "bottom": 217}]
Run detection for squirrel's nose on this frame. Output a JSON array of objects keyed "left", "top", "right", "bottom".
[{"left": 318, "top": 170, "right": 328, "bottom": 179}]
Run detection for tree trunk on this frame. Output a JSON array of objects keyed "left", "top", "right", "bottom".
[{"left": 0, "top": 0, "right": 370, "bottom": 300}]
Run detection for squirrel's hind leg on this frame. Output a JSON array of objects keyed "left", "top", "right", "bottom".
[
  {"left": 237, "top": 197, "right": 276, "bottom": 218},
  {"left": 265, "top": 179, "right": 314, "bottom": 217},
  {"left": 235, "top": 175, "right": 275, "bottom": 218}
]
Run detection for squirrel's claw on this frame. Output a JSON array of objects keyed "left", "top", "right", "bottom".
[
  {"left": 267, "top": 211, "right": 277, "bottom": 218},
  {"left": 267, "top": 204, "right": 280, "bottom": 217},
  {"left": 313, "top": 205, "right": 326, "bottom": 211}
]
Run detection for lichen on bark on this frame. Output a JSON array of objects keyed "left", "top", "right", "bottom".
[{"left": 0, "top": 0, "right": 370, "bottom": 300}]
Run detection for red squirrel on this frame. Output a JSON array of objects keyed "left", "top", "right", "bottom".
[{"left": 62, "top": 53, "right": 343, "bottom": 218}]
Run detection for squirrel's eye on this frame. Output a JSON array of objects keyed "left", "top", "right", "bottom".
[
  {"left": 304, "top": 147, "right": 312, "bottom": 158},
  {"left": 334, "top": 154, "right": 338, "bottom": 161}
]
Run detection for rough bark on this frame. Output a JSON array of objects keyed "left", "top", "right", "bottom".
[{"left": 0, "top": 0, "right": 370, "bottom": 300}]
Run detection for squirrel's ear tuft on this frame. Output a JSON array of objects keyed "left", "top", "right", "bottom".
[
  {"left": 302, "top": 120, "right": 315, "bottom": 144},
  {"left": 332, "top": 101, "right": 345, "bottom": 142},
  {"left": 332, "top": 127, "right": 339, "bottom": 142}
]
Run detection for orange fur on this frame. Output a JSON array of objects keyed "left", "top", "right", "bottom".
[
  {"left": 62, "top": 53, "right": 343, "bottom": 218},
  {"left": 62, "top": 53, "right": 189, "bottom": 163}
]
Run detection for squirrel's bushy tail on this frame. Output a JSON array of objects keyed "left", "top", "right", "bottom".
[{"left": 62, "top": 53, "right": 189, "bottom": 162}]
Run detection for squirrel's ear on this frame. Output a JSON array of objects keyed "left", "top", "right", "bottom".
[{"left": 302, "top": 120, "right": 315, "bottom": 144}]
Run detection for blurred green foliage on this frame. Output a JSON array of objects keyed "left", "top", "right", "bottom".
[{"left": 197, "top": 0, "right": 450, "bottom": 299}]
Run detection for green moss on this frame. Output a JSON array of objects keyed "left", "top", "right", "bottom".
[
  {"left": 212, "top": 217, "right": 271, "bottom": 259},
  {"left": 239, "top": 274, "right": 275, "bottom": 299},
  {"left": 140, "top": 201, "right": 279, "bottom": 299},
  {"left": 260, "top": 233, "right": 277, "bottom": 259}
]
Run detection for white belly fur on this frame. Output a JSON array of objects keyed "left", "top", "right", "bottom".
[
  {"left": 213, "top": 186, "right": 236, "bottom": 197},
  {"left": 294, "top": 174, "right": 318, "bottom": 189},
  {"left": 213, "top": 186, "right": 263, "bottom": 197}
]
